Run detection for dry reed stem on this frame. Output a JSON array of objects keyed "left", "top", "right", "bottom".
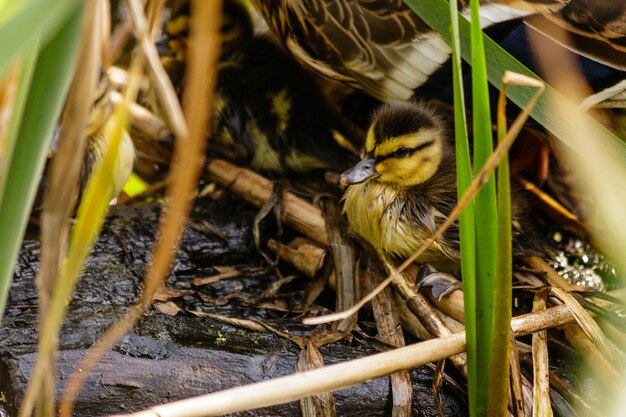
[
  {"left": 110, "top": 302, "right": 579, "bottom": 417},
  {"left": 100, "top": 0, "right": 111, "bottom": 67},
  {"left": 523, "top": 256, "right": 583, "bottom": 292},
  {"left": 146, "top": 0, "right": 167, "bottom": 38},
  {"left": 508, "top": 331, "right": 525, "bottom": 417},
  {"left": 59, "top": 2, "right": 222, "bottom": 415},
  {"left": 18, "top": 3, "right": 102, "bottom": 417},
  {"left": 562, "top": 323, "right": 623, "bottom": 382},
  {"left": 532, "top": 291, "right": 553, "bottom": 417},
  {"left": 111, "top": 90, "right": 169, "bottom": 140},
  {"left": 551, "top": 287, "right": 620, "bottom": 366},
  {"left": 126, "top": 0, "right": 188, "bottom": 138},
  {"left": 109, "top": 18, "right": 133, "bottom": 64},
  {"left": 369, "top": 260, "right": 412, "bottom": 416}
]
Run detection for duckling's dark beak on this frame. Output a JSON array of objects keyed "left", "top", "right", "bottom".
[{"left": 340, "top": 155, "right": 379, "bottom": 186}]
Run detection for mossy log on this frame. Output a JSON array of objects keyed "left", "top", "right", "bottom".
[{"left": 0, "top": 197, "right": 467, "bottom": 416}]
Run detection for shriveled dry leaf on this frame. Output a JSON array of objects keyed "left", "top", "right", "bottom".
[
  {"left": 152, "top": 286, "right": 194, "bottom": 302},
  {"left": 154, "top": 301, "right": 182, "bottom": 316},
  {"left": 192, "top": 266, "right": 240, "bottom": 286},
  {"left": 551, "top": 287, "right": 619, "bottom": 363},
  {"left": 186, "top": 310, "right": 299, "bottom": 344}
]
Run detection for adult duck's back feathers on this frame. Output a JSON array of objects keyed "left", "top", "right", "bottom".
[
  {"left": 252, "top": 0, "right": 626, "bottom": 104},
  {"left": 556, "top": 0, "right": 626, "bottom": 51},
  {"left": 251, "top": 0, "right": 569, "bottom": 101}
]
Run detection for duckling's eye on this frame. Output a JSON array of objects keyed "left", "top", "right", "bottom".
[{"left": 392, "top": 147, "right": 411, "bottom": 158}]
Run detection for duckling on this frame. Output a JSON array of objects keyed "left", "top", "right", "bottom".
[
  {"left": 340, "top": 100, "right": 542, "bottom": 276},
  {"left": 157, "top": 0, "right": 350, "bottom": 174},
  {"left": 212, "top": 40, "right": 350, "bottom": 173},
  {"left": 31, "top": 76, "right": 135, "bottom": 223},
  {"left": 80, "top": 76, "right": 135, "bottom": 198}
]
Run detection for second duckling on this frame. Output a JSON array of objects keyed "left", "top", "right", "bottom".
[
  {"left": 341, "top": 100, "right": 543, "bottom": 275},
  {"left": 158, "top": 0, "right": 350, "bottom": 174}
]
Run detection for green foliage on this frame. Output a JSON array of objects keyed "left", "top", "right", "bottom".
[
  {"left": 0, "top": 2, "right": 83, "bottom": 321},
  {"left": 447, "top": 0, "right": 477, "bottom": 414},
  {"left": 488, "top": 90, "right": 513, "bottom": 416},
  {"left": 467, "top": 0, "right": 499, "bottom": 415}
]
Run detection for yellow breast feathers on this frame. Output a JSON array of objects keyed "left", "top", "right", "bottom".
[{"left": 342, "top": 181, "right": 460, "bottom": 273}]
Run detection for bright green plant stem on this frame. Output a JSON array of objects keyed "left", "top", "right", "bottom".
[
  {"left": 0, "top": 4, "right": 83, "bottom": 321},
  {"left": 448, "top": 0, "right": 477, "bottom": 414},
  {"left": 488, "top": 86, "right": 513, "bottom": 417},
  {"left": 467, "top": 1, "right": 498, "bottom": 415}
]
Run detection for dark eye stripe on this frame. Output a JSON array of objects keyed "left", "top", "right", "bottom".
[
  {"left": 413, "top": 140, "right": 435, "bottom": 152},
  {"left": 376, "top": 140, "right": 435, "bottom": 161}
]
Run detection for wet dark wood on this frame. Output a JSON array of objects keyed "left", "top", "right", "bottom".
[{"left": 0, "top": 197, "right": 467, "bottom": 416}]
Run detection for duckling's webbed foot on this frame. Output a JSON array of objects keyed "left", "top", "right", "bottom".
[
  {"left": 416, "top": 264, "right": 462, "bottom": 300},
  {"left": 253, "top": 181, "right": 284, "bottom": 267}
]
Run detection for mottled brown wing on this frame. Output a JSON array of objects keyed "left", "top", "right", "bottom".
[
  {"left": 557, "top": 0, "right": 626, "bottom": 50},
  {"left": 258, "top": 0, "right": 566, "bottom": 100}
]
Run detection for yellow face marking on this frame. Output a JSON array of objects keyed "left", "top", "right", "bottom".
[
  {"left": 369, "top": 128, "right": 444, "bottom": 187},
  {"left": 365, "top": 128, "right": 376, "bottom": 153}
]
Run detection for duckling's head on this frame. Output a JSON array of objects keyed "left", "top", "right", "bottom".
[{"left": 340, "top": 101, "right": 453, "bottom": 188}]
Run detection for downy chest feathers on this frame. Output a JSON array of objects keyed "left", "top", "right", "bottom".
[{"left": 342, "top": 181, "right": 460, "bottom": 274}]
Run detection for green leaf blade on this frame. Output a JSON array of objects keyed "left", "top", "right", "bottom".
[{"left": 0, "top": 4, "right": 83, "bottom": 320}]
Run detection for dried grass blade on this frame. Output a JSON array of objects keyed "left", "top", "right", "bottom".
[
  {"left": 562, "top": 323, "right": 622, "bottom": 383},
  {"left": 509, "top": 333, "right": 526, "bottom": 417},
  {"left": 297, "top": 342, "right": 336, "bottom": 417},
  {"left": 125, "top": 0, "right": 187, "bottom": 138},
  {"left": 551, "top": 287, "right": 619, "bottom": 364},
  {"left": 368, "top": 259, "right": 412, "bottom": 417},
  {"left": 532, "top": 290, "right": 553, "bottom": 417}
]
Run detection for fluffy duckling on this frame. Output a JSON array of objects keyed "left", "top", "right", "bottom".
[
  {"left": 341, "top": 100, "right": 541, "bottom": 275},
  {"left": 211, "top": 36, "right": 350, "bottom": 174},
  {"left": 80, "top": 76, "right": 135, "bottom": 198},
  {"left": 32, "top": 76, "right": 135, "bottom": 222},
  {"left": 158, "top": 0, "right": 349, "bottom": 174}
]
